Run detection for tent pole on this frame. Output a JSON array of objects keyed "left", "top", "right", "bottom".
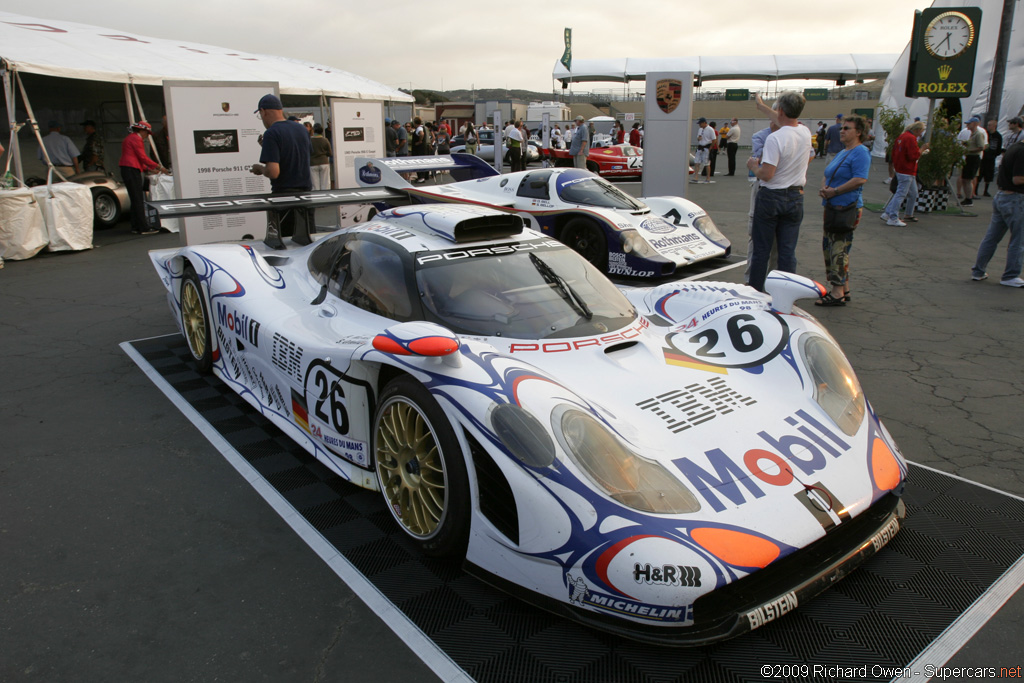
[
  {"left": 319, "top": 91, "right": 327, "bottom": 129},
  {"left": 2, "top": 65, "right": 25, "bottom": 181},
  {"left": 16, "top": 70, "right": 68, "bottom": 183},
  {"left": 124, "top": 83, "right": 136, "bottom": 126},
  {"left": 130, "top": 81, "right": 162, "bottom": 165}
]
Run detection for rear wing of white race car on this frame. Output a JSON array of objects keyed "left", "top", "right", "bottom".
[
  {"left": 145, "top": 186, "right": 411, "bottom": 250},
  {"left": 352, "top": 153, "right": 499, "bottom": 190}
]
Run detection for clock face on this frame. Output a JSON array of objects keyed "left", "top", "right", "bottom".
[{"left": 924, "top": 11, "right": 975, "bottom": 59}]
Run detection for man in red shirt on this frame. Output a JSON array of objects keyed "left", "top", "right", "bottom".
[
  {"left": 119, "top": 121, "right": 167, "bottom": 235},
  {"left": 881, "top": 121, "right": 930, "bottom": 226}
]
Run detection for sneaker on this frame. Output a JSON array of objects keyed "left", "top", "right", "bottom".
[
  {"left": 971, "top": 273, "right": 988, "bottom": 281},
  {"left": 703, "top": 180, "right": 715, "bottom": 184},
  {"left": 138, "top": 228, "right": 160, "bottom": 235},
  {"left": 999, "top": 277, "right": 1024, "bottom": 288},
  {"left": 962, "top": 199, "right": 974, "bottom": 207},
  {"left": 883, "top": 177, "right": 892, "bottom": 184},
  {"left": 879, "top": 213, "right": 891, "bottom": 222},
  {"left": 887, "top": 218, "right": 906, "bottom": 227}
]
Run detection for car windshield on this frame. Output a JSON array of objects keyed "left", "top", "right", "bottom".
[
  {"left": 416, "top": 243, "right": 635, "bottom": 339},
  {"left": 556, "top": 173, "right": 647, "bottom": 211}
]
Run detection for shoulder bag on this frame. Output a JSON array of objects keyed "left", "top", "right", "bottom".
[{"left": 823, "top": 151, "right": 859, "bottom": 233}]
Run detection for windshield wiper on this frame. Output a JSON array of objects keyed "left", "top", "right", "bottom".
[{"left": 529, "top": 253, "right": 593, "bottom": 320}]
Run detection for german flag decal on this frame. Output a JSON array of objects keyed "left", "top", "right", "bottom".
[
  {"left": 662, "top": 348, "right": 728, "bottom": 375},
  {"left": 291, "top": 389, "right": 311, "bottom": 434}
]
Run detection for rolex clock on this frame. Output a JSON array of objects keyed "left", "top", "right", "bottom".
[
  {"left": 923, "top": 11, "right": 975, "bottom": 59},
  {"left": 906, "top": 7, "right": 982, "bottom": 99}
]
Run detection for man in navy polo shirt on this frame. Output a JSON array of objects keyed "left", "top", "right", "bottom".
[{"left": 251, "top": 93, "right": 312, "bottom": 192}]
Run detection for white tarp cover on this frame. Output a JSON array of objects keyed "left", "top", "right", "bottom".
[
  {"left": 876, "top": 0, "right": 1023, "bottom": 149},
  {"left": 150, "top": 175, "right": 181, "bottom": 234},
  {"left": 0, "top": 187, "right": 47, "bottom": 260},
  {"left": 0, "top": 11, "right": 413, "bottom": 102},
  {"left": 32, "top": 182, "right": 93, "bottom": 252},
  {"left": 553, "top": 54, "right": 899, "bottom": 83}
]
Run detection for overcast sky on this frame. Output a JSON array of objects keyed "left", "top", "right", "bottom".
[{"left": 6, "top": 1, "right": 932, "bottom": 94}]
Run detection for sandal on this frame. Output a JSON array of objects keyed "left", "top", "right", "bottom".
[
  {"left": 904, "top": 216, "right": 918, "bottom": 223},
  {"left": 814, "top": 293, "right": 846, "bottom": 307},
  {"left": 842, "top": 293, "right": 851, "bottom": 302}
]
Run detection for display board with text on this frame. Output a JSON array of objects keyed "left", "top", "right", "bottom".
[{"left": 164, "top": 81, "right": 276, "bottom": 245}]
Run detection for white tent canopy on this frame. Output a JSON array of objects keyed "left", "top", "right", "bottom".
[
  {"left": 0, "top": 11, "right": 412, "bottom": 102},
  {"left": 552, "top": 54, "right": 899, "bottom": 84}
]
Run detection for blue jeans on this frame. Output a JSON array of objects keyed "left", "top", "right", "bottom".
[
  {"left": 972, "top": 191, "right": 1024, "bottom": 281},
  {"left": 884, "top": 172, "right": 918, "bottom": 218},
  {"left": 749, "top": 186, "right": 804, "bottom": 291}
]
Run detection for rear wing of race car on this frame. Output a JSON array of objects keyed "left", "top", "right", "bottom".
[
  {"left": 145, "top": 186, "right": 411, "bottom": 250},
  {"left": 353, "top": 153, "right": 499, "bottom": 190}
]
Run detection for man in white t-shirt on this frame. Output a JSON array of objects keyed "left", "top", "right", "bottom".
[
  {"left": 746, "top": 92, "right": 813, "bottom": 291},
  {"left": 692, "top": 118, "right": 716, "bottom": 183}
]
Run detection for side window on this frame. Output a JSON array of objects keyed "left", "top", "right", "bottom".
[
  {"left": 333, "top": 239, "right": 412, "bottom": 319},
  {"left": 308, "top": 235, "right": 345, "bottom": 285},
  {"left": 517, "top": 171, "right": 552, "bottom": 200}
]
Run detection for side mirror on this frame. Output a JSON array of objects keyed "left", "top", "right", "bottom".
[
  {"left": 372, "top": 322, "right": 462, "bottom": 366},
  {"left": 764, "top": 271, "right": 826, "bottom": 314}
]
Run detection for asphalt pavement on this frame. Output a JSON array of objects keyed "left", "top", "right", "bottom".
[{"left": 1, "top": 156, "right": 1021, "bottom": 681}]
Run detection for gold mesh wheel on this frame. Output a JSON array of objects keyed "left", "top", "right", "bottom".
[
  {"left": 375, "top": 398, "right": 446, "bottom": 537},
  {"left": 372, "top": 376, "right": 469, "bottom": 557},
  {"left": 180, "top": 268, "right": 212, "bottom": 373}
]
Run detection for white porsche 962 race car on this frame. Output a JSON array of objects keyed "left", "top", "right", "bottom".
[
  {"left": 353, "top": 154, "right": 729, "bottom": 279},
  {"left": 149, "top": 201, "right": 906, "bottom": 645}
]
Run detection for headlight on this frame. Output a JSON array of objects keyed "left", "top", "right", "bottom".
[
  {"left": 693, "top": 215, "right": 727, "bottom": 245},
  {"left": 619, "top": 229, "right": 659, "bottom": 258},
  {"left": 553, "top": 406, "right": 701, "bottom": 514},
  {"left": 799, "top": 334, "right": 865, "bottom": 435},
  {"left": 489, "top": 402, "right": 555, "bottom": 468}
]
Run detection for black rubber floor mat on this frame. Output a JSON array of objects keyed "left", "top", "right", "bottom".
[{"left": 129, "top": 334, "right": 1024, "bottom": 683}]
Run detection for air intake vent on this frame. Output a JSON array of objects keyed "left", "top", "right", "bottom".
[
  {"left": 452, "top": 214, "right": 524, "bottom": 243},
  {"left": 467, "top": 431, "right": 519, "bottom": 545}
]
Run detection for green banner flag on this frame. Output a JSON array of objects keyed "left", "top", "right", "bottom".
[{"left": 560, "top": 28, "right": 572, "bottom": 71}]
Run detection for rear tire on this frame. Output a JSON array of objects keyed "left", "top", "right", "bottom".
[
  {"left": 586, "top": 161, "right": 600, "bottom": 174},
  {"left": 561, "top": 218, "right": 608, "bottom": 272},
  {"left": 180, "top": 266, "right": 213, "bottom": 374},
  {"left": 91, "top": 187, "right": 122, "bottom": 228},
  {"left": 373, "top": 376, "right": 470, "bottom": 558}
]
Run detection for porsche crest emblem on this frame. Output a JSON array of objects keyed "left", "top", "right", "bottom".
[
  {"left": 656, "top": 79, "right": 682, "bottom": 114},
  {"left": 221, "top": 102, "right": 230, "bottom": 113}
]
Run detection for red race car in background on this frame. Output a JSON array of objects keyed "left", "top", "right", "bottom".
[{"left": 551, "top": 144, "right": 644, "bottom": 178}]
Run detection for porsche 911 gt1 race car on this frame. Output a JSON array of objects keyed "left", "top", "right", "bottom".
[
  {"left": 148, "top": 198, "right": 907, "bottom": 645},
  {"left": 550, "top": 144, "right": 644, "bottom": 179},
  {"left": 353, "top": 154, "right": 728, "bottom": 279}
]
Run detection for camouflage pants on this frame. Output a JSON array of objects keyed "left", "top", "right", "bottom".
[{"left": 822, "top": 208, "right": 861, "bottom": 286}]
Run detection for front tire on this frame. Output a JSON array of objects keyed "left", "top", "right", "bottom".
[
  {"left": 373, "top": 376, "right": 469, "bottom": 558},
  {"left": 180, "top": 266, "right": 213, "bottom": 374},
  {"left": 560, "top": 218, "right": 608, "bottom": 271}
]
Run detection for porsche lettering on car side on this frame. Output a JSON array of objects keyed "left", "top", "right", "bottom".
[
  {"left": 148, "top": 196, "right": 906, "bottom": 646},
  {"left": 353, "top": 154, "right": 730, "bottom": 279}
]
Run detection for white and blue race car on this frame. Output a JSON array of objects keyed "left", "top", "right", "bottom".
[
  {"left": 149, "top": 200, "right": 905, "bottom": 645},
  {"left": 353, "top": 154, "right": 730, "bottom": 279}
]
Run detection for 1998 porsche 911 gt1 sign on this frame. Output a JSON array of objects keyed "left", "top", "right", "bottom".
[{"left": 148, "top": 196, "right": 906, "bottom": 645}]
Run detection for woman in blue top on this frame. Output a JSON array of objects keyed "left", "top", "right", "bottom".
[{"left": 816, "top": 115, "right": 871, "bottom": 306}]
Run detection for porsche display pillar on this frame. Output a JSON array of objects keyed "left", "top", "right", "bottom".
[{"left": 641, "top": 72, "right": 693, "bottom": 199}]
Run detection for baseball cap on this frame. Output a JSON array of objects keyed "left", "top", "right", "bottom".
[
  {"left": 81, "top": 119, "right": 96, "bottom": 127},
  {"left": 967, "top": 115, "right": 981, "bottom": 123},
  {"left": 697, "top": 117, "right": 707, "bottom": 124},
  {"left": 574, "top": 115, "right": 584, "bottom": 122},
  {"left": 130, "top": 121, "right": 152, "bottom": 132},
  {"left": 254, "top": 94, "right": 283, "bottom": 113},
  {"left": 1009, "top": 116, "right": 1023, "bottom": 126}
]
